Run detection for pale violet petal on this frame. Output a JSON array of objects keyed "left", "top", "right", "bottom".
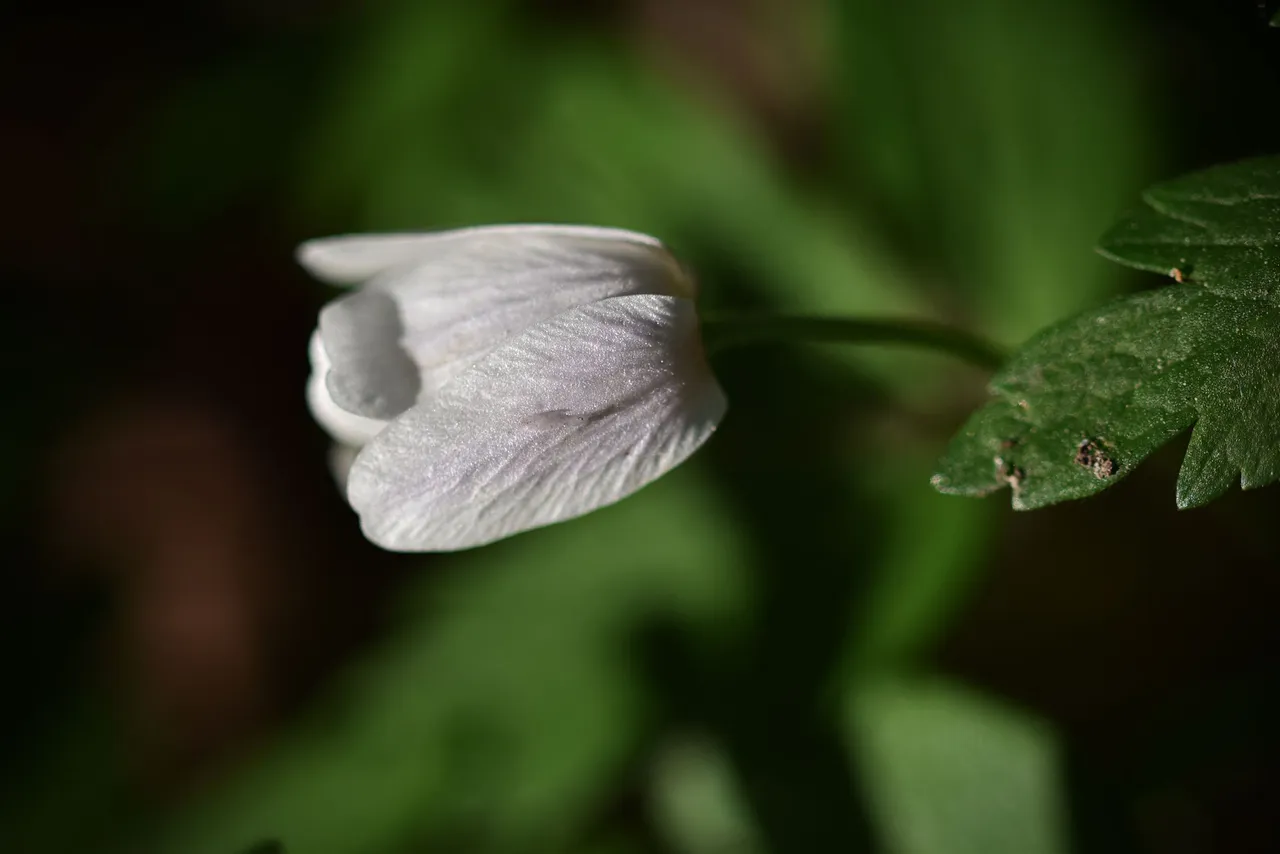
[
  {"left": 346, "top": 294, "right": 726, "bottom": 552},
  {"left": 304, "top": 225, "right": 697, "bottom": 402},
  {"left": 306, "top": 332, "right": 389, "bottom": 446}
]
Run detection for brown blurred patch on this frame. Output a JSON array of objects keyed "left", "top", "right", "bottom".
[
  {"left": 631, "top": 0, "right": 826, "bottom": 165},
  {"left": 49, "top": 397, "right": 292, "bottom": 790}
]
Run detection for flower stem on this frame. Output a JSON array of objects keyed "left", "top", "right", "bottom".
[{"left": 702, "top": 314, "right": 1006, "bottom": 371}]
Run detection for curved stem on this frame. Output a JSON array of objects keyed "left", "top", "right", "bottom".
[{"left": 702, "top": 314, "right": 1006, "bottom": 371}]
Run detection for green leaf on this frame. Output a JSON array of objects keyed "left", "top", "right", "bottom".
[
  {"left": 1097, "top": 155, "right": 1280, "bottom": 300},
  {"left": 934, "top": 156, "right": 1280, "bottom": 510},
  {"left": 848, "top": 679, "right": 1067, "bottom": 854}
]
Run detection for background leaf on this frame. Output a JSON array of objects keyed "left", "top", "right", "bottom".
[
  {"left": 649, "top": 736, "right": 762, "bottom": 854},
  {"left": 848, "top": 679, "right": 1067, "bottom": 854}
]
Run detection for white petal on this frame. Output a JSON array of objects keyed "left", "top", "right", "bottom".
[
  {"left": 297, "top": 224, "right": 690, "bottom": 288},
  {"left": 318, "top": 290, "right": 419, "bottom": 419},
  {"left": 346, "top": 294, "right": 726, "bottom": 552},
  {"left": 305, "top": 332, "right": 389, "bottom": 446},
  {"left": 305, "top": 225, "right": 697, "bottom": 413},
  {"left": 327, "top": 442, "right": 362, "bottom": 490}
]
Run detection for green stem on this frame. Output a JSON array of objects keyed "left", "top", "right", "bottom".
[{"left": 702, "top": 314, "right": 1006, "bottom": 371}]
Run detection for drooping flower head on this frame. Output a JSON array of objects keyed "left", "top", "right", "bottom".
[{"left": 302, "top": 225, "right": 726, "bottom": 551}]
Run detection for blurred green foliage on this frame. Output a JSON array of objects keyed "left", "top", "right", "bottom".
[
  {"left": 828, "top": 0, "right": 1152, "bottom": 342},
  {"left": 5, "top": 0, "right": 1197, "bottom": 851},
  {"left": 150, "top": 464, "right": 751, "bottom": 854}
]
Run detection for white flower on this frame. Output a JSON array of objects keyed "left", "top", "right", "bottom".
[{"left": 302, "top": 225, "right": 727, "bottom": 551}]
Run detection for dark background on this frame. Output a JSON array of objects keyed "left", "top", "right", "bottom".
[{"left": 3, "top": 1, "right": 1280, "bottom": 852}]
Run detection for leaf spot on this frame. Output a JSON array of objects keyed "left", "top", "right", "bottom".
[
  {"left": 1075, "top": 438, "right": 1119, "bottom": 479},
  {"left": 994, "top": 456, "right": 1026, "bottom": 495}
]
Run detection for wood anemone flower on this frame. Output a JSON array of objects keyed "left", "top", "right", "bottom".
[{"left": 301, "top": 225, "right": 726, "bottom": 551}]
